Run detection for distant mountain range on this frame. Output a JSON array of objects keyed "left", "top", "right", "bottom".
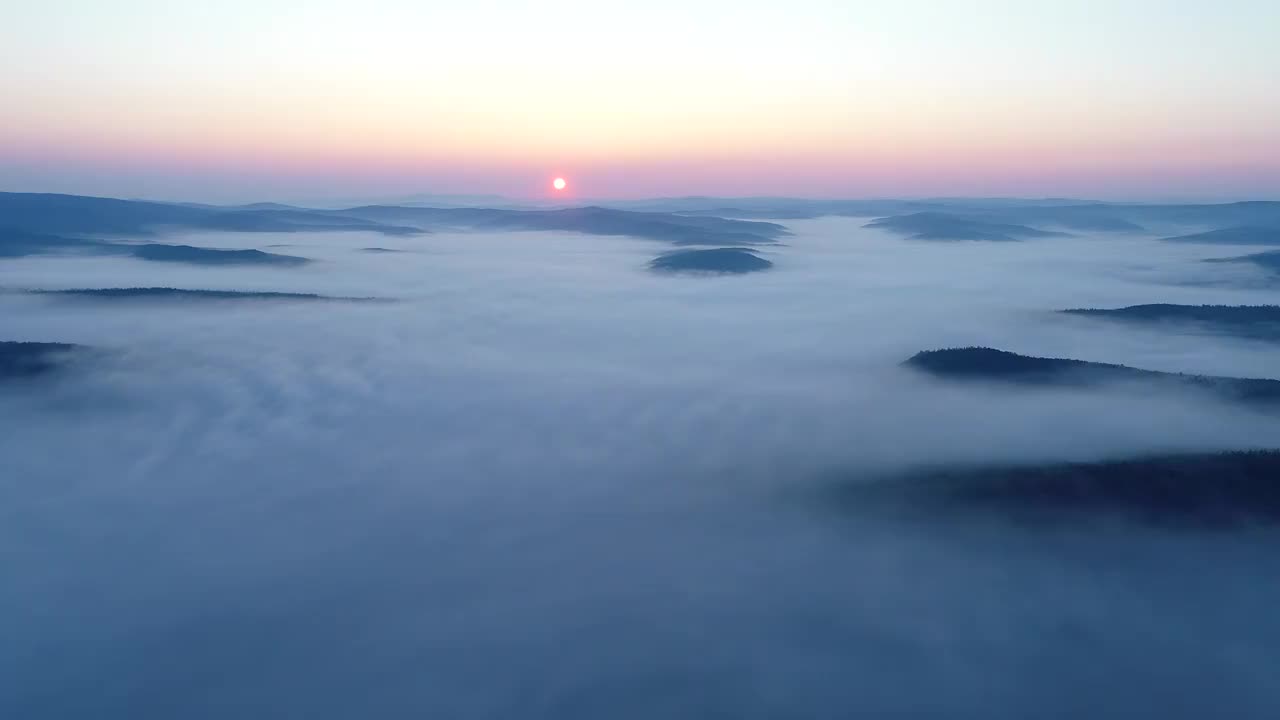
[
  {"left": 6, "top": 192, "right": 1280, "bottom": 263},
  {"left": 0, "top": 193, "right": 788, "bottom": 255},
  {"left": 0, "top": 193, "right": 422, "bottom": 238},
  {"left": 599, "top": 197, "right": 1280, "bottom": 232},
  {"left": 612, "top": 197, "right": 1280, "bottom": 248}
]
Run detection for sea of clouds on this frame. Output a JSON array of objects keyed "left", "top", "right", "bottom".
[{"left": 4, "top": 218, "right": 1279, "bottom": 717}]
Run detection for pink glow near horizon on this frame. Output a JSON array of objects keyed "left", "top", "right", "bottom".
[
  {"left": 5, "top": 128, "right": 1275, "bottom": 203},
  {"left": 2, "top": 1, "right": 1278, "bottom": 202}
]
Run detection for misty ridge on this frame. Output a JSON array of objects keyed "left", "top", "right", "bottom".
[
  {"left": 1204, "top": 248, "right": 1280, "bottom": 277},
  {"left": 6, "top": 190, "right": 1280, "bottom": 256},
  {"left": 905, "top": 347, "right": 1280, "bottom": 407},
  {"left": 864, "top": 212, "right": 1069, "bottom": 241},
  {"left": 604, "top": 195, "right": 1280, "bottom": 231},
  {"left": 844, "top": 450, "right": 1280, "bottom": 529},
  {"left": 129, "top": 244, "right": 311, "bottom": 266},
  {"left": 24, "top": 287, "right": 380, "bottom": 302},
  {"left": 1062, "top": 304, "right": 1280, "bottom": 341},
  {"left": 0, "top": 340, "right": 82, "bottom": 380},
  {"left": 1162, "top": 226, "right": 1280, "bottom": 245},
  {"left": 9, "top": 190, "right": 1280, "bottom": 717},
  {"left": 0, "top": 192, "right": 788, "bottom": 254}
]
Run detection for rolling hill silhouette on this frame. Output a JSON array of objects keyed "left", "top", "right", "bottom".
[
  {"left": 648, "top": 248, "right": 773, "bottom": 274},
  {"left": 1061, "top": 304, "right": 1280, "bottom": 341},
  {"left": 905, "top": 347, "right": 1280, "bottom": 406}
]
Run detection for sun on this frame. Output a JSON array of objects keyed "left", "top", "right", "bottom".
[{"left": 552, "top": 177, "right": 567, "bottom": 191}]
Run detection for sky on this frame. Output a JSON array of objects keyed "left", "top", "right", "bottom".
[{"left": 2, "top": 0, "right": 1278, "bottom": 203}]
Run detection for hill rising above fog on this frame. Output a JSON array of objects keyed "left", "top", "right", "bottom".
[
  {"left": 131, "top": 244, "right": 310, "bottom": 266},
  {"left": 849, "top": 451, "right": 1280, "bottom": 528},
  {"left": 0, "top": 341, "right": 81, "bottom": 380},
  {"left": 905, "top": 347, "right": 1280, "bottom": 407},
  {"left": 1062, "top": 305, "right": 1280, "bottom": 341},
  {"left": 1205, "top": 250, "right": 1280, "bottom": 277},
  {"left": 26, "top": 288, "right": 372, "bottom": 302},
  {"left": 648, "top": 248, "right": 773, "bottom": 274},
  {"left": 864, "top": 212, "right": 1067, "bottom": 241},
  {"left": 1162, "top": 226, "right": 1280, "bottom": 245},
  {"left": 0, "top": 228, "right": 110, "bottom": 257}
]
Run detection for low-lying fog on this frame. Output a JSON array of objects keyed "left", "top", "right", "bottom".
[{"left": 4, "top": 218, "right": 1280, "bottom": 717}]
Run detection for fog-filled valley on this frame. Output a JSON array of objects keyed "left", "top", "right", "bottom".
[{"left": 5, "top": 194, "right": 1280, "bottom": 717}]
